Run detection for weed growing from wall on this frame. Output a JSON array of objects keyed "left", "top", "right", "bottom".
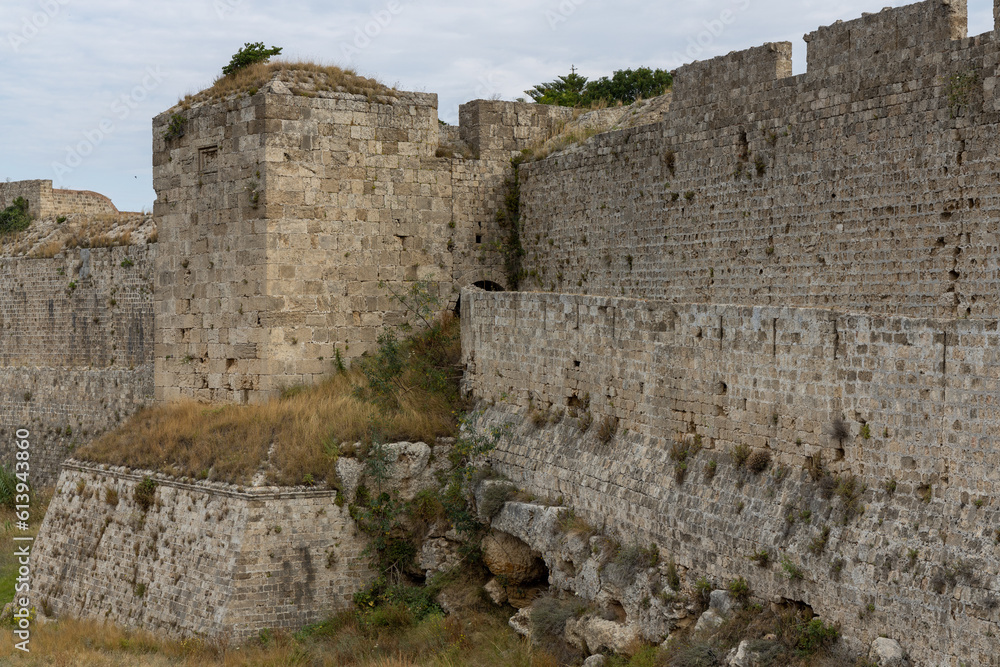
[
  {"left": 946, "top": 69, "right": 980, "bottom": 117},
  {"left": 134, "top": 477, "right": 157, "bottom": 513}
]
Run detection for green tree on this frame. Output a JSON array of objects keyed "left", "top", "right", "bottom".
[
  {"left": 526, "top": 66, "right": 673, "bottom": 108},
  {"left": 222, "top": 42, "right": 283, "bottom": 76},
  {"left": 525, "top": 67, "right": 589, "bottom": 107},
  {"left": 581, "top": 67, "right": 673, "bottom": 106}
]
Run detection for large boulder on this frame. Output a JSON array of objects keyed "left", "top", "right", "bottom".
[
  {"left": 725, "top": 640, "right": 779, "bottom": 667},
  {"left": 869, "top": 637, "right": 909, "bottom": 667},
  {"left": 481, "top": 530, "right": 546, "bottom": 584},
  {"left": 693, "top": 608, "right": 725, "bottom": 634},
  {"left": 565, "top": 615, "right": 641, "bottom": 655},
  {"left": 509, "top": 607, "right": 532, "bottom": 638}
]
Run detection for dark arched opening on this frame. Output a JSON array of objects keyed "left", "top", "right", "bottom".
[{"left": 454, "top": 280, "right": 505, "bottom": 315}]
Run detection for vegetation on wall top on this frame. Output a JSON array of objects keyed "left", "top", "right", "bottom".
[
  {"left": 526, "top": 66, "right": 673, "bottom": 107},
  {"left": 222, "top": 42, "right": 283, "bottom": 76},
  {"left": 178, "top": 60, "right": 397, "bottom": 109}
]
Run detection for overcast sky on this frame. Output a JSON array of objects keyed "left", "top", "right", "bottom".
[{"left": 0, "top": 0, "right": 994, "bottom": 212}]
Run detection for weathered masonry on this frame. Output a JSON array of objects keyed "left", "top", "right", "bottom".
[
  {"left": 152, "top": 87, "right": 570, "bottom": 404},
  {"left": 17, "top": 0, "right": 1000, "bottom": 661},
  {"left": 0, "top": 245, "right": 153, "bottom": 487},
  {"left": 460, "top": 1, "right": 1000, "bottom": 665}
]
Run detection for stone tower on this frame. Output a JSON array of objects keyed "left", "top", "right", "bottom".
[{"left": 152, "top": 69, "right": 571, "bottom": 403}]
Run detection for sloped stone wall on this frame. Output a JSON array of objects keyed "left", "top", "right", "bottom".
[
  {"left": 462, "top": 287, "right": 1000, "bottom": 666},
  {"left": 0, "top": 246, "right": 154, "bottom": 485},
  {"left": 32, "top": 461, "right": 370, "bottom": 640}
]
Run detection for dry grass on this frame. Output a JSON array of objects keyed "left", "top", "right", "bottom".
[
  {"left": 0, "top": 608, "right": 549, "bottom": 667},
  {"left": 178, "top": 60, "right": 396, "bottom": 109},
  {"left": 77, "top": 317, "right": 462, "bottom": 487},
  {"left": 1, "top": 211, "right": 154, "bottom": 259}
]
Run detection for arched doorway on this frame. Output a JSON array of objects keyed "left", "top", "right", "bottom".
[{"left": 454, "top": 280, "right": 505, "bottom": 314}]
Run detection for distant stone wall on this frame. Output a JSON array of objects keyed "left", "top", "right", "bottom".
[
  {"left": 516, "top": 0, "right": 1000, "bottom": 321},
  {"left": 0, "top": 246, "right": 154, "bottom": 485},
  {"left": 0, "top": 180, "right": 118, "bottom": 218},
  {"left": 461, "top": 287, "right": 1000, "bottom": 666},
  {"left": 31, "top": 462, "right": 370, "bottom": 640},
  {"left": 0, "top": 180, "right": 47, "bottom": 217},
  {"left": 47, "top": 187, "right": 118, "bottom": 216}
]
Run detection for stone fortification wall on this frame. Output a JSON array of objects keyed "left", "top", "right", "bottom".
[
  {"left": 0, "top": 246, "right": 154, "bottom": 485},
  {"left": 461, "top": 287, "right": 1000, "bottom": 666},
  {"left": 0, "top": 180, "right": 118, "bottom": 217},
  {"left": 517, "top": 0, "right": 1000, "bottom": 321},
  {"left": 46, "top": 188, "right": 118, "bottom": 216},
  {"left": 152, "top": 83, "right": 568, "bottom": 404},
  {"left": 153, "top": 86, "right": 278, "bottom": 404},
  {"left": 0, "top": 181, "right": 47, "bottom": 217},
  {"left": 31, "top": 462, "right": 370, "bottom": 640}
]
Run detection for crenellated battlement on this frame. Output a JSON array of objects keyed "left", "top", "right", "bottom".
[
  {"left": 804, "top": 0, "right": 967, "bottom": 73},
  {"left": 670, "top": 42, "right": 793, "bottom": 112}
]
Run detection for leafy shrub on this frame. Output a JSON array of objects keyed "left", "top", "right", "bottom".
[
  {"left": 749, "top": 549, "right": 771, "bottom": 567},
  {"left": 780, "top": 556, "right": 804, "bottom": 580},
  {"left": 222, "top": 42, "right": 283, "bottom": 76},
  {"left": 0, "top": 197, "right": 31, "bottom": 235},
  {"left": 670, "top": 438, "right": 701, "bottom": 484},
  {"left": 731, "top": 443, "right": 751, "bottom": 468},
  {"left": 134, "top": 477, "right": 157, "bottom": 513},
  {"left": 163, "top": 113, "right": 186, "bottom": 141},
  {"left": 665, "top": 558, "right": 681, "bottom": 590},
  {"left": 796, "top": 618, "right": 839, "bottom": 653},
  {"left": 727, "top": 577, "right": 751, "bottom": 605},
  {"left": 835, "top": 475, "right": 865, "bottom": 521},
  {"left": 746, "top": 449, "right": 771, "bottom": 474}
]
